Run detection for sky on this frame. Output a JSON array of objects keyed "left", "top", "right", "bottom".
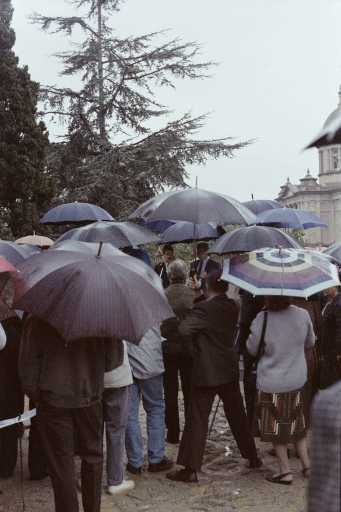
[{"left": 11, "top": 0, "right": 341, "bottom": 202}]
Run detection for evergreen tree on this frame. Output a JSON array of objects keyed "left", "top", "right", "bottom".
[
  {"left": 0, "top": 0, "right": 52, "bottom": 237},
  {"left": 34, "top": 0, "right": 248, "bottom": 218}
]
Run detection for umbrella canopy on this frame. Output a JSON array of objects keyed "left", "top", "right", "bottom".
[
  {"left": 140, "top": 219, "right": 176, "bottom": 233},
  {"left": 209, "top": 226, "right": 301, "bottom": 255},
  {"left": 129, "top": 188, "right": 257, "bottom": 226},
  {"left": 55, "top": 221, "right": 159, "bottom": 248},
  {"left": 323, "top": 242, "right": 341, "bottom": 265},
  {"left": 0, "top": 241, "right": 40, "bottom": 266},
  {"left": 242, "top": 199, "right": 280, "bottom": 215},
  {"left": 159, "top": 222, "right": 222, "bottom": 244},
  {"left": 40, "top": 202, "right": 114, "bottom": 225},
  {"left": 14, "top": 246, "right": 172, "bottom": 343},
  {"left": 257, "top": 208, "right": 327, "bottom": 230},
  {"left": 221, "top": 248, "right": 339, "bottom": 298},
  {"left": 16, "top": 235, "right": 54, "bottom": 248}
]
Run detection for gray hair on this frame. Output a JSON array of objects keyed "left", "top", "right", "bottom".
[{"left": 168, "top": 259, "right": 188, "bottom": 283}]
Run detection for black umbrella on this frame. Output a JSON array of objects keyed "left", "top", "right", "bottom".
[
  {"left": 0, "top": 241, "right": 40, "bottom": 266},
  {"left": 14, "top": 245, "right": 172, "bottom": 343},
  {"left": 257, "top": 208, "right": 327, "bottom": 230},
  {"left": 40, "top": 202, "right": 114, "bottom": 225},
  {"left": 159, "top": 222, "right": 222, "bottom": 244},
  {"left": 55, "top": 221, "right": 159, "bottom": 248},
  {"left": 129, "top": 188, "right": 256, "bottom": 225},
  {"left": 208, "top": 226, "right": 301, "bottom": 255},
  {"left": 242, "top": 199, "right": 280, "bottom": 215}
]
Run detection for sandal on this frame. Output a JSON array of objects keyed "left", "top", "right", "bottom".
[
  {"left": 266, "top": 472, "right": 293, "bottom": 485},
  {"left": 302, "top": 467, "right": 310, "bottom": 478}
]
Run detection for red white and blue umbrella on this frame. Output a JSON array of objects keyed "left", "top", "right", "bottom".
[{"left": 221, "top": 248, "right": 339, "bottom": 298}]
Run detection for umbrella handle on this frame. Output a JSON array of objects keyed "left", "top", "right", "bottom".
[{"left": 97, "top": 242, "right": 103, "bottom": 257}]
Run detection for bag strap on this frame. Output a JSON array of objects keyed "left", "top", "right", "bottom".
[{"left": 255, "top": 310, "right": 268, "bottom": 362}]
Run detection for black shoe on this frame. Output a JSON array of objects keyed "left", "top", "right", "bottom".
[
  {"left": 166, "top": 468, "right": 198, "bottom": 483},
  {"left": 248, "top": 457, "right": 263, "bottom": 469},
  {"left": 126, "top": 463, "right": 142, "bottom": 475},
  {"left": 148, "top": 457, "right": 173, "bottom": 473}
]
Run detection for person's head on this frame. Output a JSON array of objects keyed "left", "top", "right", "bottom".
[
  {"left": 324, "top": 286, "right": 339, "bottom": 299},
  {"left": 168, "top": 259, "right": 188, "bottom": 284},
  {"left": 206, "top": 270, "right": 229, "bottom": 297},
  {"left": 196, "top": 242, "right": 209, "bottom": 261},
  {"left": 265, "top": 296, "right": 291, "bottom": 311},
  {"left": 162, "top": 244, "right": 175, "bottom": 264}
]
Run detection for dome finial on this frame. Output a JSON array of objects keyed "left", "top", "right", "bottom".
[{"left": 338, "top": 85, "right": 341, "bottom": 107}]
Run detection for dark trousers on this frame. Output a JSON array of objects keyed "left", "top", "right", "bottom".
[
  {"left": 28, "top": 399, "right": 48, "bottom": 479},
  {"left": 177, "top": 381, "right": 258, "bottom": 471},
  {"left": 0, "top": 425, "right": 18, "bottom": 477},
  {"left": 37, "top": 401, "right": 103, "bottom": 512},
  {"left": 243, "top": 353, "right": 257, "bottom": 428},
  {"left": 163, "top": 356, "right": 192, "bottom": 443}
]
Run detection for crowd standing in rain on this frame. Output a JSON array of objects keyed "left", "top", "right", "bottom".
[{"left": 0, "top": 192, "right": 341, "bottom": 512}]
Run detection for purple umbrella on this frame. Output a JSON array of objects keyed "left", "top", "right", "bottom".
[
  {"left": 257, "top": 208, "right": 327, "bottom": 230},
  {"left": 14, "top": 245, "right": 172, "bottom": 343},
  {"left": 40, "top": 202, "right": 114, "bottom": 225}
]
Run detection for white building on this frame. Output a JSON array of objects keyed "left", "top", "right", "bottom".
[{"left": 277, "top": 86, "right": 341, "bottom": 246}]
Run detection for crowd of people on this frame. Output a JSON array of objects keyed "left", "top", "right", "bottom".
[{"left": 0, "top": 240, "right": 341, "bottom": 511}]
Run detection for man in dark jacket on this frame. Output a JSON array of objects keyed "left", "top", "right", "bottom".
[
  {"left": 167, "top": 272, "right": 261, "bottom": 482},
  {"left": 189, "top": 242, "right": 221, "bottom": 297},
  {"left": 19, "top": 316, "right": 123, "bottom": 512}
]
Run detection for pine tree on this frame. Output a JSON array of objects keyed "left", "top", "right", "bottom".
[
  {"left": 33, "top": 0, "right": 248, "bottom": 218},
  {"left": 0, "top": 0, "right": 52, "bottom": 237}
]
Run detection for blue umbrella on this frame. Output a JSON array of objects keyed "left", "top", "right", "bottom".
[
  {"left": 0, "top": 241, "right": 40, "bottom": 266},
  {"left": 40, "top": 202, "right": 114, "bottom": 225},
  {"left": 159, "top": 222, "right": 222, "bottom": 244},
  {"left": 139, "top": 219, "right": 176, "bottom": 233},
  {"left": 257, "top": 208, "right": 327, "bottom": 230},
  {"left": 242, "top": 199, "right": 280, "bottom": 215}
]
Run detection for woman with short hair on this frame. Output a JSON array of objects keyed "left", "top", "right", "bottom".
[{"left": 247, "top": 296, "right": 315, "bottom": 485}]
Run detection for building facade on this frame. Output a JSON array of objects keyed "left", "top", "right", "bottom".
[{"left": 277, "top": 87, "right": 341, "bottom": 246}]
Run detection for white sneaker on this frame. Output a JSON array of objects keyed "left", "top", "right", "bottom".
[{"left": 107, "top": 479, "right": 135, "bottom": 495}]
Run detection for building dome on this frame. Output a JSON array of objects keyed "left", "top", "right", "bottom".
[{"left": 323, "top": 85, "right": 341, "bottom": 128}]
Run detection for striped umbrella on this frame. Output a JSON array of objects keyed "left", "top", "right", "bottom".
[{"left": 221, "top": 248, "right": 339, "bottom": 298}]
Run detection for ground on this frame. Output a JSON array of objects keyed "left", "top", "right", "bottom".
[{"left": 0, "top": 399, "right": 307, "bottom": 512}]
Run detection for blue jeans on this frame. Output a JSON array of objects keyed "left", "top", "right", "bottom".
[
  {"left": 103, "top": 386, "right": 130, "bottom": 486},
  {"left": 125, "top": 375, "right": 165, "bottom": 468}
]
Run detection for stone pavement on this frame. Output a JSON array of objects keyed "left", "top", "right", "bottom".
[{"left": 0, "top": 399, "right": 307, "bottom": 512}]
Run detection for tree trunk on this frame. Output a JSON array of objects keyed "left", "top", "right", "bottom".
[{"left": 97, "top": 0, "right": 106, "bottom": 141}]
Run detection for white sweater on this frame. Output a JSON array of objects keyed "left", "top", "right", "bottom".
[{"left": 247, "top": 305, "right": 315, "bottom": 393}]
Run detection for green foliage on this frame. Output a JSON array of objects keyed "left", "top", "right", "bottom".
[
  {"left": 33, "top": 0, "right": 249, "bottom": 219},
  {"left": 0, "top": 0, "right": 52, "bottom": 237}
]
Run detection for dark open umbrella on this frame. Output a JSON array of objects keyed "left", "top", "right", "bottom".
[
  {"left": 139, "top": 219, "right": 176, "bottom": 233},
  {"left": 55, "top": 221, "right": 159, "bottom": 248},
  {"left": 129, "top": 188, "right": 256, "bottom": 226},
  {"left": 159, "top": 222, "right": 222, "bottom": 244},
  {"left": 209, "top": 226, "right": 301, "bottom": 255},
  {"left": 257, "top": 208, "right": 327, "bottom": 230},
  {"left": 0, "top": 241, "right": 40, "bottom": 266},
  {"left": 14, "top": 245, "right": 172, "bottom": 343},
  {"left": 242, "top": 199, "right": 280, "bottom": 215},
  {"left": 40, "top": 202, "right": 114, "bottom": 225}
]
